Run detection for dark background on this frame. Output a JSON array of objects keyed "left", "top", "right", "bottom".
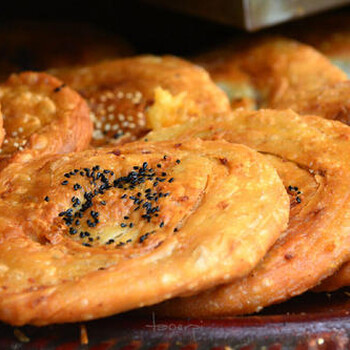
[{"left": 0, "top": 0, "right": 246, "bottom": 56}]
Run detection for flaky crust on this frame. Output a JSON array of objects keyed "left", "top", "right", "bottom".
[
  {"left": 195, "top": 37, "right": 350, "bottom": 122},
  {"left": 279, "top": 11, "right": 350, "bottom": 75},
  {"left": 0, "top": 106, "right": 5, "bottom": 147},
  {"left": 52, "top": 55, "right": 231, "bottom": 146},
  {"left": 0, "top": 72, "right": 92, "bottom": 169},
  {"left": 313, "top": 262, "right": 350, "bottom": 292},
  {"left": 0, "top": 21, "right": 133, "bottom": 80},
  {"left": 146, "top": 109, "right": 350, "bottom": 317},
  {"left": 0, "top": 139, "right": 288, "bottom": 325}
]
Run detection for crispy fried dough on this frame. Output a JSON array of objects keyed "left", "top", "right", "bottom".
[
  {"left": 0, "top": 106, "right": 5, "bottom": 147},
  {"left": 195, "top": 37, "right": 350, "bottom": 122},
  {"left": 146, "top": 109, "right": 350, "bottom": 317},
  {"left": 0, "top": 21, "right": 133, "bottom": 80},
  {"left": 52, "top": 55, "right": 231, "bottom": 146},
  {"left": 197, "top": 36, "right": 350, "bottom": 293},
  {"left": 279, "top": 11, "right": 350, "bottom": 77},
  {"left": 0, "top": 72, "right": 92, "bottom": 169},
  {"left": 0, "top": 139, "right": 288, "bottom": 325}
]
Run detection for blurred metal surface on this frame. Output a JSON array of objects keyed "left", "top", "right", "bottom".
[{"left": 145, "top": 0, "right": 350, "bottom": 31}]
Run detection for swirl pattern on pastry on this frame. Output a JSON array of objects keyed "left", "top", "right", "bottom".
[
  {"left": 52, "top": 55, "right": 231, "bottom": 146},
  {"left": 146, "top": 109, "right": 350, "bottom": 317},
  {"left": 0, "top": 139, "right": 288, "bottom": 325},
  {"left": 195, "top": 37, "right": 350, "bottom": 123},
  {"left": 0, "top": 72, "right": 92, "bottom": 169}
]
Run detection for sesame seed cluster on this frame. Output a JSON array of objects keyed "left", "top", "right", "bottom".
[
  {"left": 85, "top": 88, "right": 147, "bottom": 146},
  {"left": 0, "top": 72, "right": 92, "bottom": 168},
  {"left": 50, "top": 157, "right": 181, "bottom": 248}
]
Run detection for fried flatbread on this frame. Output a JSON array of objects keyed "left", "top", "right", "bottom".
[
  {"left": 0, "top": 72, "right": 92, "bottom": 169},
  {"left": 146, "top": 109, "right": 350, "bottom": 316},
  {"left": 52, "top": 55, "right": 231, "bottom": 146},
  {"left": 0, "top": 139, "right": 288, "bottom": 325}
]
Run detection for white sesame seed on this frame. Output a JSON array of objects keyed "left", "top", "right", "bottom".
[
  {"left": 127, "top": 115, "right": 134, "bottom": 122},
  {"left": 104, "top": 123, "right": 111, "bottom": 131},
  {"left": 3, "top": 139, "right": 8, "bottom": 144},
  {"left": 118, "top": 114, "right": 125, "bottom": 121},
  {"left": 13, "top": 142, "right": 19, "bottom": 147},
  {"left": 95, "top": 121, "right": 102, "bottom": 129},
  {"left": 93, "top": 130, "right": 104, "bottom": 140},
  {"left": 106, "top": 91, "right": 114, "bottom": 99},
  {"left": 108, "top": 114, "right": 115, "bottom": 121},
  {"left": 101, "top": 116, "right": 106, "bottom": 122},
  {"left": 100, "top": 95, "right": 107, "bottom": 102},
  {"left": 18, "top": 146, "right": 24, "bottom": 151},
  {"left": 129, "top": 123, "right": 136, "bottom": 129},
  {"left": 18, "top": 127, "right": 24, "bottom": 133},
  {"left": 126, "top": 92, "right": 133, "bottom": 99},
  {"left": 137, "top": 112, "right": 144, "bottom": 119},
  {"left": 112, "top": 124, "right": 119, "bottom": 131},
  {"left": 117, "top": 91, "right": 124, "bottom": 99},
  {"left": 12, "top": 131, "right": 18, "bottom": 137},
  {"left": 139, "top": 119, "right": 146, "bottom": 127},
  {"left": 122, "top": 121, "right": 129, "bottom": 128},
  {"left": 107, "top": 105, "right": 115, "bottom": 112}
]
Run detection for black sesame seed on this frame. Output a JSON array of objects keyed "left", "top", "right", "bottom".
[
  {"left": 61, "top": 180, "right": 69, "bottom": 185},
  {"left": 176, "top": 159, "right": 181, "bottom": 164},
  {"left": 160, "top": 222, "right": 164, "bottom": 228},
  {"left": 44, "top": 196, "right": 50, "bottom": 202},
  {"left": 121, "top": 223, "right": 127, "bottom": 228},
  {"left": 124, "top": 216, "right": 129, "bottom": 220},
  {"left": 168, "top": 178, "right": 174, "bottom": 183},
  {"left": 53, "top": 83, "right": 66, "bottom": 93},
  {"left": 69, "top": 228, "right": 77, "bottom": 235},
  {"left": 100, "top": 201, "right": 106, "bottom": 205}
]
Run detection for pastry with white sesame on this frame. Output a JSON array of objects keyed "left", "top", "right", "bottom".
[
  {"left": 52, "top": 55, "right": 231, "bottom": 147},
  {"left": 0, "top": 72, "right": 92, "bottom": 169},
  {"left": 0, "top": 139, "right": 288, "bottom": 325},
  {"left": 146, "top": 109, "right": 350, "bottom": 317}
]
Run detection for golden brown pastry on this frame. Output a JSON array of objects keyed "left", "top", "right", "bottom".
[
  {"left": 146, "top": 109, "right": 350, "bottom": 317},
  {"left": 0, "top": 106, "right": 5, "bottom": 147},
  {"left": 0, "top": 21, "right": 133, "bottom": 80},
  {"left": 52, "top": 55, "right": 231, "bottom": 147},
  {"left": 0, "top": 72, "right": 92, "bottom": 169},
  {"left": 195, "top": 37, "right": 350, "bottom": 123},
  {"left": 279, "top": 11, "right": 350, "bottom": 77},
  {"left": 0, "top": 139, "right": 289, "bottom": 326}
]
